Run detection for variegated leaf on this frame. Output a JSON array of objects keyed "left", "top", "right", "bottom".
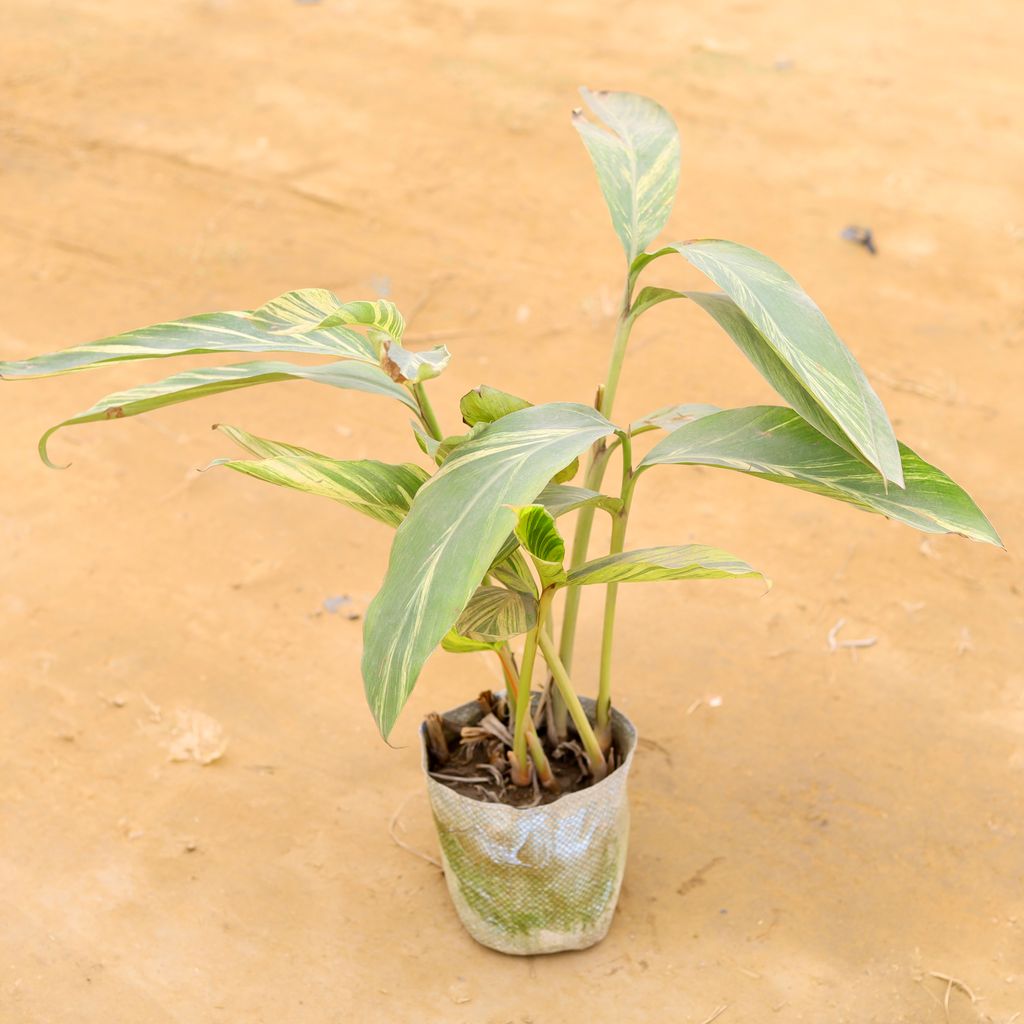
[
  {"left": 252, "top": 290, "right": 405, "bottom": 342},
  {"left": 361, "top": 402, "right": 614, "bottom": 738},
  {"left": 38, "top": 360, "right": 416, "bottom": 467},
  {"left": 0, "top": 301, "right": 378, "bottom": 380},
  {"left": 533, "top": 483, "right": 621, "bottom": 518},
  {"left": 453, "top": 586, "right": 538, "bottom": 642},
  {"left": 646, "top": 240, "right": 903, "bottom": 486},
  {"left": 212, "top": 454, "right": 430, "bottom": 528},
  {"left": 213, "top": 423, "right": 327, "bottom": 460},
  {"left": 490, "top": 548, "right": 539, "bottom": 597},
  {"left": 573, "top": 88, "right": 681, "bottom": 262},
  {"left": 568, "top": 545, "right": 764, "bottom": 586},
  {"left": 460, "top": 385, "right": 532, "bottom": 426},
  {"left": 630, "top": 402, "right": 720, "bottom": 435},
  {"left": 639, "top": 406, "right": 1001, "bottom": 545},
  {"left": 511, "top": 505, "right": 567, "bottom": 587}
]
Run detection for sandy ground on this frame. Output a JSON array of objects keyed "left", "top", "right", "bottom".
[{"left": 1, "top": 1, "right": 1022, "bottom": 1021}]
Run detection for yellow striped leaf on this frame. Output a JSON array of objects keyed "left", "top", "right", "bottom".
[
  {"left": 573, "top": 88, "right": 680, "bottom": 263},
  {"left": 38, "top": 360, "right": 416, "bottom": 467},
  {"left": 645, "top": 241, "right": 904, "bottom": 486},
  {"left": 212, "top": 453, "right": 429, "bottom": 528},
  {"left": 361, "top": 403, "right": 614, "bottom": 738},
  {"left": 639, "top": 406, "right": 1001, "bottom": 545},
  {"left": 568, "top": 545, "right": 764, "bottom": 587},
  {"left": 452, "top": 586, "right": 538, "bottom": 642},
  {"left": 0, "top": 292, "right": 385, "bottom": 380},
  {"left": 510, "top": 504, "right": 567, "bottom": 587}
]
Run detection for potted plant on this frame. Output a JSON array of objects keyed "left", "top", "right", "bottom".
[{"left": 1, "top": 89, "right": 999, "bottom": 956}]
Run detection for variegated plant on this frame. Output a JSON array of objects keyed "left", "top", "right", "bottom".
[{"left": 2, "top": 89, "right": 1000, "bottom": 791}]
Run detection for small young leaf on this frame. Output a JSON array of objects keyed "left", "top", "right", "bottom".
[
  {"left": 441, "top": 629, "right": 498, "bottom": 654},
  {"left": 510, "top": 504, "right": 567, "bottom": 587},
  {"left": 460, "top": 385, "right": 532, "bottom": 426},
  {"left": 490, "top": 548, "right": 539, "bottom": 597}
]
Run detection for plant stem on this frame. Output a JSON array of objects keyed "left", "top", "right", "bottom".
[
  {"left": 558, "top": 284, "right": 636, "bottom": 674},
  {"left": 537, "top": 627, "right": 607, "bottom": 781},
  {"left": 412, "top": 382, "right": 444, "bottom": 441},
  {"left": 497, "top": 644, "right": 555, "bottom": 791},
  {"left": 596, "top": 433, "right": 637, "bottom": 749},
  {"left": 510, "top": 590, "right": 553, "bottom": 786}
]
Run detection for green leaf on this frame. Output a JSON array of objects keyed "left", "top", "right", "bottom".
[
  {"left": 650, "top": 240, "right": 903, "bottom": 487},
  {"left": 510, "top": 505, "right": 567, "bottom": 587},
  {"left": 550, "top": 456, "right": 579, "bottom": 485},
  {"left": 568, "top": 545, "right": 765, "bottom": 586},
  {"left": 441, "top": 629, "right": 498, "bottom": 654},
  {"left": 452, "top": 586, "right": 538, "bottom": 642},
  {"left": 434, "top": 423, "right": 488, "bottom": 465},
  {"left": 361, "top": 402, "right": 614, "bottom": 738},
  {"left": 460, "top": 385, "right": 532, "bottom": 426},
  {"left": 0, "top": 295, "right": 381, "bottom": 380},
  {"left": 630, "top": 285, "right": 686, "bottom": 320},
  {"left": 639, "top": 406, "right": 1001, "bottom": 546},
  {"left": 533, "top": 483, "right": 621, "bottom": 518},
  {"left": 252, "top": 291, "right": 405, "bottom": 342},
  {"left": 213, "top": 423, "right": 326, "bottom": 460},
  {"left": 573, "top": 88, "right": 681, "bottom": 262},
  {"left": 38, "top": 360, "right": 416, "bottom": 467},
  {"left": 630, "top": 403, "right": 720, "bottom": 435},
  {"left": 211, "top": 454, "right": 430, "bottom": 528},
  {"left": 489, "top": 548, "right": 539, "bottom": 597},
  {"left": 380, "top": 339, "right": 451, "bottom": 383}
]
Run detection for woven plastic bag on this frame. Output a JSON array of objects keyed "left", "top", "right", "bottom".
[{"left": 422, "top": 696, "right": 637, "bottom": 955}]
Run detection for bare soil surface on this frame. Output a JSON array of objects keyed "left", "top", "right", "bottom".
[{"left": 2, "top": 2, "right": 1022, "bottom": 1021}]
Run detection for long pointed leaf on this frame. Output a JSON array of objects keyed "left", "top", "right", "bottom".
[
  {"left": 213, "top": 423, "right": 327, "bottom": 460},
  {"left": 1, "top": 295, "right": 381, "bottom": 380},
  {"left": 212, "top": 455, "right": 430, "bottom": 527},
  {"left": 573, "top": 88, "right": 680, "bottom": 262},
  {"left": 639, "top": 406, "right": 1001, "bottom": 545},
  {"left": 39, "top": 360, "right": 416, "bottom": 467},
  {"left": 651, "top": 240, "right": 903, "bottom": 486},
  {"left": 568, "top": 545, "right": 764, "bottom": 586},
  {"left": 361, "top": 402, "right": 614, "bottom": 738}
]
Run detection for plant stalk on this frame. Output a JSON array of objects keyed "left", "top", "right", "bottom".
[
  {"left": 557, "top": 285, "right": 636, "bottom": 675},
  {"left": 537, "top": 627, "right": 607, "bottom": 781},
  {"left": 510, "top": 589, "right": 554, "bottom": 786},
  {"left": 412, "top": 382, "right": 444, "bottom": 441},
  {"left": 497, "top": 644, "right": 555, "bottom": 790},
  {"left": 595, "top": 434, "right": 638, "bottom": 750}
]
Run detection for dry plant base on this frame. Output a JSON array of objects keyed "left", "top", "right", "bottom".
[{"left": 425, "top": 691, "right": 620, "bottom": 808}]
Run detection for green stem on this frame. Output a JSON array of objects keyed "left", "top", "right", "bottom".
[
  {"left": 558, "top": 283, "right": 636, "bottom": 674},
  {"left": 537, "top": 628, "right": 607, "bottom": 781},
  {"left": 511, "top": 590, "right": 553, "bottom": 785},
  {"left": 497, "top": 644, "right": 555, "bottom": 790},
  {"left": 596, "top": 434, "right": 637, "bottom": 748},
  {"left": 412, "top": 382, "right": 444, "bottom": 441}
]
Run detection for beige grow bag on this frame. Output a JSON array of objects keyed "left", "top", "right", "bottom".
[{"left": 421, "top": 696, "right": 637, "bottom": 955}]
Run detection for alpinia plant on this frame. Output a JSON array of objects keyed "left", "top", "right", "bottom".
[{"left": 2, "top": 89, "right": 1000, "bottom": 798}]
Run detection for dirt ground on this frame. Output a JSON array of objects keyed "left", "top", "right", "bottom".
[{"left": 2, "top": 1, "right": 1022, "bottom": 1021}]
